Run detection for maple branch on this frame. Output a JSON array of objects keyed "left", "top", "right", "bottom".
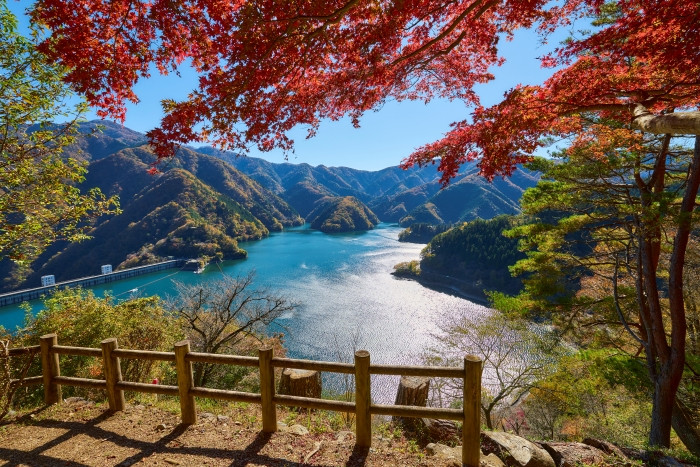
[
  {"left": 276, "top": 0, "right": 360, "bottom": 23},
  {"left": 391, "top": 0, "right": 498, "bottom": 66}
]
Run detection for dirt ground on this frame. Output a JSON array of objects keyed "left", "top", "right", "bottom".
[{"left": 0, "top": 399, "right": 459, "bottom": 466}]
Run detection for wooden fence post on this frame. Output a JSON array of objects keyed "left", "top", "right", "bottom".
[
  {"left": 462, "top": 355, "right": 482, "bottom": 467},
  {"left": 101, "top": 338, "right": 125, "bottom": 411},
  {"left": 174, "top": 340, "right": 196, "bottom": 424},
  {"left": 40, "top": 333, "right": 61, "bottom": 405},
  {"left": 259, "top": 346, "right": 277, "bottom": 432},
  {"left": 354, "top": 350, "right": 371, "bottom": 448}
]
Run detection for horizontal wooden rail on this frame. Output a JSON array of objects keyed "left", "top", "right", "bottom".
[
  {"left": 10, "top": 375, "right": 43, "bottom": 386},
  {"left": 111, "top": 348, "right": 176, "bottom": 362},
  {"left": 370, "top": 404, "right": 464, "bottom": 421},
  {"left": 274, "top": 394, "right": 356, "bottom": 413},
  {"left": 190, "top": 387, "right": 262, "bottom": 403},
  {"left": 187, "top": 352, "right": 258, "bottom": 366},
  {"left": 53, "top": 376, "right": 106, "bottom": 390},
  {"left": 53, "top": 345, "right": 102, "bottom": 358},
  {"left": 8, "top": 334, "right": 483, "bottom": 467},
  {"left": 116, "top": 381, "right": 179, "bottom": 396},
  {"left": 8, "top": 345, "right": 40, "bottom": 356},
  {"left": 271, "top": 357, "right": 355, "bottom": 374},
  {"left": 370, "top": 364, "right": 464, "bottom": 378}
]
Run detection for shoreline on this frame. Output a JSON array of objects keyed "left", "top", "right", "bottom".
[{"left": 392, "top": 270, "right": 490, "bottom": 306}]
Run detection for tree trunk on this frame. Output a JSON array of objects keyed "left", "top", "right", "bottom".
[
  {"left": 649, "top": 373, "right": 679, "bottom": 447},
  {"left": 393, "top": 375, "right": 430, "bottom": 428},
  {"left": 645, "top": 136, "right": 699, "bottom": 447},
  {"left": 483, "top": 405, "right": 494, "bottom": 430},
  {"left": 672, "top": 398, "right": 700, "bottom": 457},
  {"left": 278, "top": 368, "right": 322, "bottom": 399}
]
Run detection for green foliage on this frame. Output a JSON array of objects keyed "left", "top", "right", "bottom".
[
  {"left": 0, "top": 4, "right": 118, "bottom": 265},
  {"left": 392, "top": 260, "right": 420, "bottom": 277},
  {"left": 420, "top": 216, "right": 525, "bottom": 293},
  {"left": 525, "top": 349, "right": 653, "bottom": 447},
  {"left": 397, "top": 223, "right": 450, "bottom": 243},
  {"left": 14, "top": 288, "right": 183, "bottom": 403}
]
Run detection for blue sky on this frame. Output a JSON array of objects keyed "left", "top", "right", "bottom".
[{"left": 10, "top": 1, "right": 573, "bottom": 170}]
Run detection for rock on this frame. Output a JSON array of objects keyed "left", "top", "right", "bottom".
[
  {"left": 481, "top": 431, "right": 555, "bottom": 467},
  {"left": 216, "top": 415, "right": 230, "bottom": 423},
  {"left": 655, "top": 455, "right": 684, "bottom": 467},
  {"left": 420, "top": 418, "right": 459, "bottom": 442},
  {"left": 540, "top": 442, "right": 605, "bottom": 467},
  {"left": 582, "top": 438, "right": 627, "bottom": 459},
  {"left": 426, "top": 444, "right": 506, "bottom": 467},
  {"left": 336, "top": 431, "right": 355, "bottom": 443},
  {"left": 482, "top": 452, "right": 507, "bottom": 467},
  {"left": 426, "top": 443, "right": 461, "bottom": 462},
  {"left": 64, "top": 397, "right": 87, "bottom": 404},
  {"left": 287, "top": 424, "right": 309, "bottom": 436}
]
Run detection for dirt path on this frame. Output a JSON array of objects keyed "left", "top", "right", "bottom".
[{"left": 0, "top": 399, "right": 456, "bottom": 466}]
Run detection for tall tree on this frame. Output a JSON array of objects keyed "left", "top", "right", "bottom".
[
  {"left": 0, "top": 2, "right": 118, "bottom": 265},
  {"left": 503, "top": 128, "right": 699, "bottom": 449},
  {"left": 31, "top": 0, "right": 700, "bottom": 447}
]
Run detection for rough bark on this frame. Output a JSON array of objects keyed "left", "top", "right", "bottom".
[
  {"left": 278, "top": 368, "right": 322, "bottom": 399},
  {"left": 393, "top": 375, "right": 430, "bottom": 428},
  {"left": 633, "top": 105, "right": 700, "bottom": 135}
]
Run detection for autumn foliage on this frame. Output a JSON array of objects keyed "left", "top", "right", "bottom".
[{"left": 31, "top": 0, "right": 699, "bottom": 181}]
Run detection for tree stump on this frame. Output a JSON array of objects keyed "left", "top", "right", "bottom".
[
  {"left": 278, "top": 368, "right": 322, "bottom": 399},
  {"left": 393, "top": 375, "right": 430, "bottom": 428}
]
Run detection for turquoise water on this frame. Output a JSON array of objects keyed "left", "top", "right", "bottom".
[{"left": 0, "top": 223, "right": 490, "bottom": 400}]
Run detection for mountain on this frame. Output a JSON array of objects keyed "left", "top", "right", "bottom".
[
  {"left": 197, "top": 148, "right": 540, "bottom": 226},
  {"left": 373, "top": 164, "right": 540, "bottom": 225},
  {"left": 307, "top": 196, "right": 380, "bottom": 233},
  {"left": 195, "top": 147, "right": 440, "bottom": 204},
  {"left": 0, "top": 121, "right": 538, "bottom": 292},
  {"left": 0, "top": 124, "right": 305, "bottom": 292},
  {"left": 64, "top": 120, "right": 149, "bottom": 162}
]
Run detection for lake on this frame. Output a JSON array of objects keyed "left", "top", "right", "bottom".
[{"left": 0, "top": 223, "right": 490, "bottom": 401}]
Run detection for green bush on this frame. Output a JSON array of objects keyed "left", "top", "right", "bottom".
[{"left": 14, "top": 288, "right": 183, "bottom": 404}]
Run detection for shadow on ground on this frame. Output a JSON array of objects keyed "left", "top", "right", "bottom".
[{"left": 0, "top": 406, "right": 370, "bottom": 467}]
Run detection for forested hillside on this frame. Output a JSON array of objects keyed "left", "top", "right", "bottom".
[
  {"left": 418, "top": 216, "right": 524, "bottom": 295},
  {"left": 307, "top": 196, "right": 380, "bottom": 233}
]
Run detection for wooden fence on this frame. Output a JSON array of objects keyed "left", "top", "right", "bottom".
[{"left": 8, "top": 333, "right": 483, "bottom": 467}]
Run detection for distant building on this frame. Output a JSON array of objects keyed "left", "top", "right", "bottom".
[
  {"left": 101, "top": 264, "right": 113, "bottom": 274},
  {"left": 41, "top": 275, "right": 56, "bottom": 287}
]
